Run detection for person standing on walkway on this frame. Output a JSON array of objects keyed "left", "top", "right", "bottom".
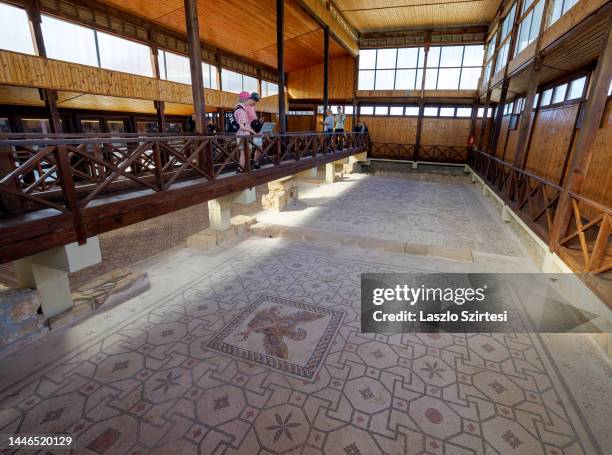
[
  {"left": 321, "top": 108, "right": 334, "bottom": 133},
  {"left": 235, "top": 91, "right": 258, "bottom": 172},
  {"left": 334, "top": 106, "right": 346, "bottom": 150}
]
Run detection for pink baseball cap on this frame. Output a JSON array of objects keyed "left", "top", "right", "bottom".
[{"left": 238, "top": 91, "right": 250, "bottom": 100}]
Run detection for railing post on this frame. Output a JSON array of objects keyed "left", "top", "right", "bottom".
[
  {"left": 55, "top": 145, "right": 86, "bottom": 244},
  {"left": 0, "top": 146, "right": 20, "bottom": 213},
  {"left": 152, "top": 141, "right": 164, "bottom": 190}
]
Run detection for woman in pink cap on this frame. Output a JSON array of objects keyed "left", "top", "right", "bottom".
[{"left": 234, "top": 91, "right": 261, "bottom": 171}]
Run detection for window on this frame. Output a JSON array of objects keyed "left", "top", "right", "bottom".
[
  {"left": 477, "top": 107, "right": 493, "bottom": 118},
  {"left": 405, "top": 106, "right": 419, "bottom": 116},
  {"left": 261, "top": 80, "right": 278, "bottom": 96},
  {"left": 81, "top": 119, "right": 102, "bottom": 134},
  {"left": 0, "top": 2, "right": 34, "bottom": 55},
  {"left": 374, "top": 106, "right": 389, "bottom": 115},
  {"left": 424, "top": 45, "right": 484, "bottom": 90},
  {"left": 423, "top": 107, "right": 439, "bottom": 116},
  {"left": 159, "top": 50, "right": 191, "bottom": 84},
  {"left": 456, "top": 107, "right": 472, "bottom": 117},
  {"left": 358, "top": 47, "right": 425, "bottom": 91},
  {"left": 494, "top": 4, "right": 517, "bottom": 75},
  {"left": 439, "top": 107, "right": 455, "bottom": 117},
  {"left": 567, "top": 76, "right": 586, "bottom": 100},
  {"left": 42, "top": 15, "right": 98, "bottom": 67},
  {"left": 389, "top": 106, "right": 404, "bottom": 115},
  {"left": 97, "top": 31, "right": 152, "bottom": 76},
  {"left": 550, "top": 0, "right": 578, "bottom": 26},
  {"left": 107, "top": 120, "right": 126, "bottom": 134},
  {"left": 360, "top": 106, "right": 374, "bottom": 115},
  {"left": 533, "top": 93, "right": 539, "bottom": 108},
  {"left": 22, "top": 118, "right": 54, "bottom": 134},
  {"left": 541, "top": 88, "right": 553, "bottom": 106},
  {"left": 242, "top": 74, "right": 258, "bottom": 93},
  {"left": 552, "top": 83, "right": 567, "bottom": 104},
  {"left": 516, "top": 0, "right": 544, "bottom": 55},
  {"left": 202, "top": 62, "right": 218, "bottom": 89},
  {"left": 222, "top": 69, "right": 257, "bottom": 94}
]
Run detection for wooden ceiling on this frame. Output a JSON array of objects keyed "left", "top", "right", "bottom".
[
  {"left": 96, "top": 0, "right": 347, "bottom": 72},
  {"left": 334, "top": 0, "right": 502, "bottom": 32}
]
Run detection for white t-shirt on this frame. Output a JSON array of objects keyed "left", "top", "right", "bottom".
[{"left": 335, "top": 113, "right": 346, "bottom": 129}]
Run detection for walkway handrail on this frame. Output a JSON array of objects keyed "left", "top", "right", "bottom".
[
  {"left": 0, "top": 131, "right": 367, "bottom": 216},
  {"left": 469, "top": 148, "right": 611, "bottom": 276}
]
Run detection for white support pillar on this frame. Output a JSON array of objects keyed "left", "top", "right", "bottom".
[
  {"left": 14, "top": 237, "right": 102, "bottom": 318},
  {"left": 412, "top": 161, "right": 418, "bottom": 169},
  {"left": 208, "top": 195, "right": 234, "bottom": 231},
  {"left": 234, "top": 188, "right": 256, "bottom": 205},
  {"left": 325, "top": 162, "right": 335, "bottom": 183}
]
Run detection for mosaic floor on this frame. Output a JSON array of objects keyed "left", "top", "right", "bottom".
[
  {"left": 0, "top": 241, "right": 607, "bottom": 454},
  {"left": 258, "top": 174, "right": 519, "bottom": 256}
]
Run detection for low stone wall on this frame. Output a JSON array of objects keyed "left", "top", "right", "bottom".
[{"left": 0, "top": 287, "right": 45, "bottom": 353}]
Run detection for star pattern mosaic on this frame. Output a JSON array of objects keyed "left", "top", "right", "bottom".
[{"left": 0, "top": 245, "right": 602, "bottom": 454}]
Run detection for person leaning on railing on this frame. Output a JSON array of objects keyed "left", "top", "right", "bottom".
[{"left": 234, "top": 91, "right": 260, "bottom": 172}]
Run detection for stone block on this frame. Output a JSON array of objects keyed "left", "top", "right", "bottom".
[{"left": 262, "top": 182, "right": 298, "bottom": 212}]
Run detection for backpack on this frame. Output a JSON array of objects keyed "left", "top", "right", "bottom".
[{"left": 226, "top": 104, "right": 246, "bottom": 133}]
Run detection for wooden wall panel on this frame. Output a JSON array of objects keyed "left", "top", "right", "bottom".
[
  {"left": 504, "top": 127, "right": 519, "bottom": 163},
  {"left": 0, "top": 50, "right": 280, "bottom": 113},
  {"left": 287, "top": 115, "right": 316, "bottom": 132},
  {"left": 475, "top": 118, "right": 493, "bottom": 151},
  {"left": 361, "top": 117, "right": 418, "bottom": 144},
  {"left": 421, "top": 118, "right": 471, "bottom": 146},
  {"left": 288, "top": 56, "right": 356, "bottom": 100},
  {"left": 524, "top": 104, "right": 579, "bottom": 183},
  {"left": 580, "top": 99, "right": 612, "bottom": 207},
  {"left": 495, "top": 117, "right": 510, "bottom": 158}
]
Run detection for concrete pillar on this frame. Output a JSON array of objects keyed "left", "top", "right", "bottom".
[
  {"left": 208, "top": 195, "right": 234, "bottom": 231},
  {"left": 325, "top": 162, "right": 335, "bottom": 183},
  {"left": 234, "top": 188, "right": 256, "bottom": 205},
  {"left": 542, "top": 251, "right": 563, "bottom": 273},
  {"left": 471, "top": 172, "right": 478, "bottom": 183},
  {"left": 348, "top": 151, "right": 367, "bottom": 164},
  {"left": 297, "top": 167, "right": 317, "bottom": 178},
  {"left": 412, "top": 161, "right": 418, "bottom": 170},
  {"left": 14, "top": 237, "right": 102, "bottom": 318}
]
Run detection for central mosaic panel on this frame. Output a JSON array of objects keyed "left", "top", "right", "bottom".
[{"left": 207, "top": 294, "right": 345, "bottom": 379}]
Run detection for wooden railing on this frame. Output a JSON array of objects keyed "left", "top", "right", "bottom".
[
  {"left": 469, "top": 149, "right": 611, "bottom": 277},
  {"left": 0, "top": 132, "right": 366, "bottom": 215},
  {"left": 370, "top": 143, "right": 469, "bottom": 163}
]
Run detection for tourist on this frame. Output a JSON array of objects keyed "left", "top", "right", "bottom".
[
  {"left": 321, "top": 108, "right": 334, "bottom": 133},
  {"left": 207, "top": 119, "right": 217, "bottom": 135},
  {"left": 234, "top": 91, "right": 258, "bottom": 172},
  {"left": 334, "top": 106, "right": 346, "bottom": 150},
  {"left": 247, "top": 92, "right": 263, "bottom": 168}
]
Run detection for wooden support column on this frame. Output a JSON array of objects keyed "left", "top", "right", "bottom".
[
  {"left": 184, "top": 0, "right": 206, "bottom": 135},
  {"left": 550, "top": 15, "right": 612, "bottom": 249},
  {"left": 478, "top": 91, "right": 492, "bottom": 150},
  {"left": 323, "top": 25, "right": 330, "bottom": 115},
  {"left": 511, "top": 64, "right": 540, "bottom": 168},
  {"left": 149, "top": 30, "right": 166, "bottom": 133},
  {"left": 490, "top": 80, "right": 509, "bottom": 155},
  {"left": 155, "top": 101, "right": 166, "bottom": 133},
  {"left": 351, "top": 54, "right": 359, "bottom": 127},
  {"left": 276, "top": 0, "right": 287, "bottom": 133},
  {"left": 26, "top": 0, "right": 62, "bottom": 133},
  {"left": 415, "top": 33, "right": 431, "bottom": 161}
]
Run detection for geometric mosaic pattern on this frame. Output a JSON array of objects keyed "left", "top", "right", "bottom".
[
  {"left": 0, "top": 245, "right": 603, "bottom": 454},
  {"left": 260, "top": 175, "right": 520, "bottom": 256}
]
